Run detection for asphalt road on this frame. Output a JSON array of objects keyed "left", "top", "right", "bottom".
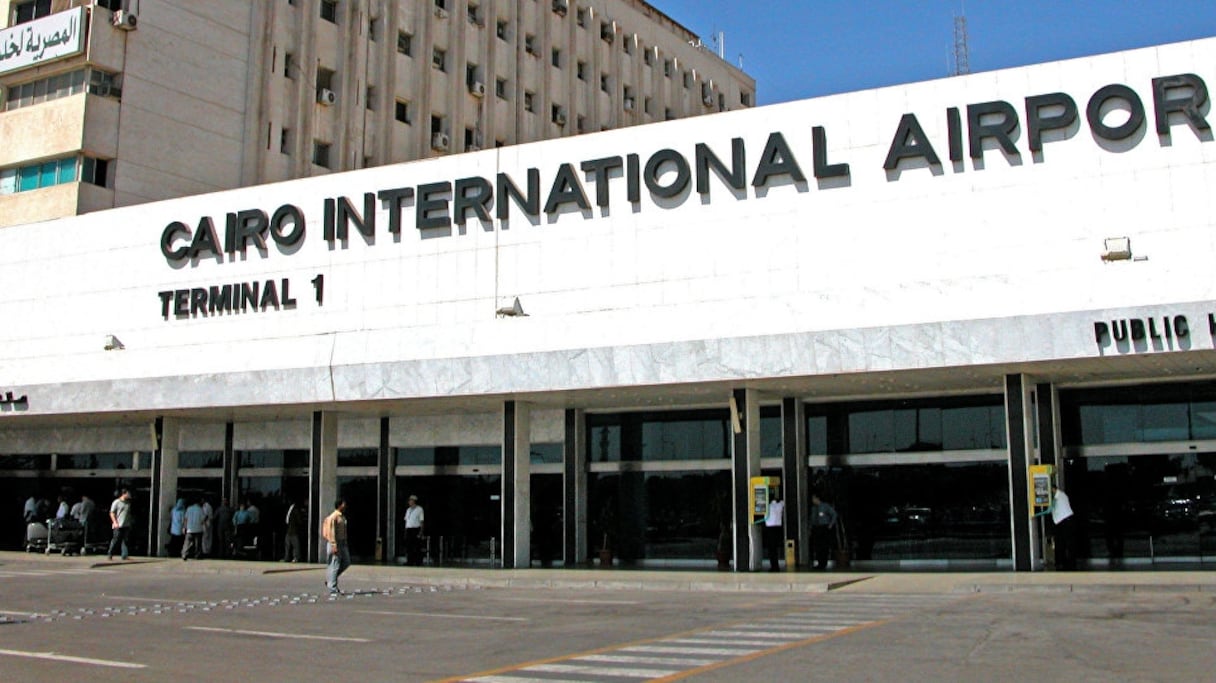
[{"left": 1, "top": 557, "right": 1213, "bottom": 682}]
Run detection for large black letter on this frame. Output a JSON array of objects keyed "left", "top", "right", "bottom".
[
  {"left": 883, "top": 114, "right": 940, "bottom": 169},
  {"left": 1025, "top": 92, "right": 1078, "bottom": 152},
  {"left": 1152, "top": 73, "right": 1211, "bottom": 136}
]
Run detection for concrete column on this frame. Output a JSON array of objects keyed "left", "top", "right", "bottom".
[
  {"left": 154, "top": 417, "right": 181, "bottom": 557},
  {"left": 502, "top": 400, "right": 532, "bottom": 569},
  {"left": 1005, "top": 374, "right": 1036, "bottom": 572},
  {"left": 308, "top": 411, "right": 339, "bottom": 563},
  {"left": 377, "top": 416, "right": 393, "bottom": 563},
  {"left": 782, "top": 397, "right": 810, "bottom": 568},
  {"left": 221, "top": 422, "right": 236, "bottom": 508},
  {"left": 731, "top": 388, "right": 762, "bottom": 572},
  {"left": 563, "top": 408, "right": 587, "bottom": 566}
]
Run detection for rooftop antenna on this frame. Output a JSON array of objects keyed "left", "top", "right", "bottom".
[{"left": 952, "top": 5, "right": 971, "bottom": 76}]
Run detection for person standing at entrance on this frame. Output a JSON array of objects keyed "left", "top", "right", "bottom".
[
  {"left": 763, "top": 493, "right": 785, "bottom": 572},
  {"left": 1051, "top": 484, "right": 1078, "bottom": 571},
  {"left": 810, "top": 493, "right": 838, "bottom": 570},
  {"left": 182, "top": 497, "right": 207, "bottom": 560},
  {"left": 282, "top": 498, "right": 304, "bottom": 563},
  {"left": 107, "top": 489, "right": 133, "bottom": 561},
  {"left": 323, "top": 498, "right": 350, "bottom": 594},
  {"left": 403, "top": 494, "right": 425, "bottom": 566}
]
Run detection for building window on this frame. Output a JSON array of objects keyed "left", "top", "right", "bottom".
[
  {"left": 432, "top": 48, "right": 446, "bottom": 71},
  {"left": 576, "top": 7, "right": 587, "bottom": 27},
  {"left": 643, "top": 47, "right": 654, "bottom": 66},
  {"left": 366, "top": 86, "right": 376, "bottom": 110},
  {"left": 95, "top": 0, "right": 122, "bottom": 10},
  {"left": 2, "top": 70, "right": 109, "bottom": 112},
  {"left": 623, "top": 37, "right": 632, "bottom": 54},
  {"left": 316, "top": 67, "right": 335, "bottom": 100},
  {"left": 496, "top": 20, "right": 509, "bottom": 40},
  {"left": 683, "top": 71, "right": 693, "bottom": 88},
  {"left": 467, "top": 4, "right": 481, "bottom": 26},
  {"left": 576, "top": 115, "right": 586, "bottom": 133},
  {"left": 523, "top": 91, "right": 534, "bottom": 112},
  {"left": 600, "top": 21, "right": 614, "bottom": 43},
  {"left": 663, "top": 59, "right": 673, "bottom": 77},
  {"left": 284, "top": 52, "right": 295, "bottom": 78},
  {"left": 464, "top": 128, "right": 477, "bottom": 150},
  {"left": 643, "top": 96, "right": 652, "bottom": 115},
  {"left": 551, "top": 47, "right": 562, "bottom": 68},
  {"left": 551, "top": 103, "right": 565, "bottom": 124},
  {"left": 280, "top": 128, "right": 292, "bottom": 154},
  {"left": 320, "top": 0, "right": 338, "bottom": 23},
  {"left": 312, "top": 141, "right": 331, "bottom": 168},
  {"left": 12, "top": 0, "right": 52, "bottom": 25},
  {"left": 524, "top": 34, "right": 537, "bottom": 55},
  {"left": 600, "top": 73, "right": 609, "bottom": 93},
  {"left": 430, "top": 115, "right": 444, "bottom": 135},
  {"left": 368, "top": 17, "right": 379, "bottom": 41},
  {"left": 623, "top": 85, "right": 634, "bottom": 110},
  {"left": 741, "top": 91, "right": 752, "bottom": 107},
  {"left": 664, "top": 107, "right": 674, "bottom": 121},
  {"left": 495, "top": 77, "right": 508, "bottom": 99},
  {"left": 434, "top": 0, "right": 446, "bottom": 9},
  {"left": 395, "top": 99, "right": 411, "bottom": 123},
  {"left": 0, "top": 155, "right": 107, "bottom": 195},
  {"left": 397, "top": 31, "right": 412, "bottom": 56},
  {"left": 576, "top": 61, "right": 587, "bottom": 81}
]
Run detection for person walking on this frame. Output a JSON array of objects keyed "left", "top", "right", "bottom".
[
  {"left": 809, "top": 493, "right": 838, "bottom": 570},
  {"left": 403, "top": 494, "right": 425, "bottom": 566},
  {"left": 107, "top": 489, "right": 134, "bottom": 561},
  {"left": 323, "top": 498, "right": 350, "bottom": 595},
  {"left": 282, "top": 498, "right": 305, "bottom": 562},
  {"left": 763, "top": 492, "right": 785, "bottom": 572},
  {"left": 182, "top": 498, "right": 207, "bottom": 560}
]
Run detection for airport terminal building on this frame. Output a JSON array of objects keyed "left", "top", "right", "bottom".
[{"left": 3, "top": 37, "right": 1216, "bottom": 572}]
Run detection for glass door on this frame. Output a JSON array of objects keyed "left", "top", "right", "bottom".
[{"left": 1067, "top": 452, "right": 1216, "bottom": 566}]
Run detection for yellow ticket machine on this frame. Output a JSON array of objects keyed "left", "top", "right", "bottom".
[
  {"left": 750, "top": 476, "right": 781, "bottom": 523},
  {"left": 1029, "top": 464, "right": 1055, "bottom": 517}
]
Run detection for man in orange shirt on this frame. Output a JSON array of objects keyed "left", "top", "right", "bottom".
[{"left": 322, "top": 498, "right": 350, "bottom": 595}]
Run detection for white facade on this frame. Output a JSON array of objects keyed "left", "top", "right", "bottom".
[
  {"left": 3, "top": 37, "right": 1216, "bottom": 570},
  {"left": 3, "top": 37, "right": 1214, "bottom": 413}
]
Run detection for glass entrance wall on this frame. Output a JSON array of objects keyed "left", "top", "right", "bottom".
[
  {"left": 586, "top": 410, "right": 734, "bottom": 565},
  {"left": 807, "top": 395, "right": 1012, "bottom": 567},
  {"left": 1060, "top": 381, "right": 1216, "bottom": 566}
]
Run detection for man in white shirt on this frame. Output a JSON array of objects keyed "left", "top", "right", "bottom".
[
  {"left": 1051, "top": 485, "right": 1077, "bottom": 571},
  {"left": 763, "top": 493, "right": 785, "bottom": 572},
  {"left": 403, "top": 495, "right": 425, "bottom": 566},
  {"left": 182, "top": 498, "right": 208, "bottom": 560}
]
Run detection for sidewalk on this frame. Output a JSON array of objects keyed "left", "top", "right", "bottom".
[{"left": 4, "top": 551, "right": 1214, "bottom": 594}]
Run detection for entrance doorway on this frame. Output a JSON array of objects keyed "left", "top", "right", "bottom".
[{"left": 1067, "top": 451, "right": 1216, "bottom": 566}]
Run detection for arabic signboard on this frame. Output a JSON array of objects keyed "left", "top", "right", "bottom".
[{"left": 0, "top": 7, "right": 86, "bottom": 77}]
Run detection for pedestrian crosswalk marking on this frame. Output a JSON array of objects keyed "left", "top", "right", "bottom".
[{"left": 453, "top": 593, "right": 960, "bottom": 683}]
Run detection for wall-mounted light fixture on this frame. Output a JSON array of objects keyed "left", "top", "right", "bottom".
[
  {"left": 103, "top": 334, "right": 125, "bottom": 351},
  {"left": 496, "top": 297, "right": 527, "bottom": 318},
  {"left": 1101, "top": 237, "right": 1132, "bottom": 262}
]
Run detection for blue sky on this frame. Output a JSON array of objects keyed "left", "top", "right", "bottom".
[{"left": 656, "top": 1, "right": 1216, "bottom": 104}]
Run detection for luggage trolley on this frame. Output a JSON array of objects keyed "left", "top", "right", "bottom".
[{"left": 44, "top": 518, "right": 85, "bottom": 555}]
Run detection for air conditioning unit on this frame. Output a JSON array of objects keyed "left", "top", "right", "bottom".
[
  {"left": 702, "top": 93, "right": 714, "bottom": 107},
  {"left": 601, "top": 22, "right": 615, "bottom": 43},
  {"left": 469, "top": 81, "right": 486, "bottom": 98},
  {"left": 317, "top": 88, "right": 337, "bottom": 106},
  {"left": 623, "top": 97, "right": 634, "bottom": 111},
  {"left": 554, "top": 110, "right": 567, "bottom": 126},
  {"left": 468, "top": 143, "right": 481, "bottom": 151},
  {"left": 431, "top": 132, "right": 450, "bottom": 151},
  {"left": 435, "top": 6, "right": 449, "bottom": 19},
  {"left": 112, "top": 10, "right": 138, "bottom": 30},
  {"left": 552, "top": 0, "right": 569, "bottom": 16}
]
